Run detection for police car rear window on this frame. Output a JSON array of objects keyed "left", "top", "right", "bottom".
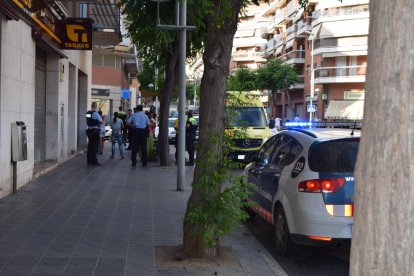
[{"left": 308, "top": 139, "right": 359, "bottom": 173}]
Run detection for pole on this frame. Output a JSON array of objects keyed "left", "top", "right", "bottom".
[
  {"left": 177, "top": 0, "right": 186, "bottom": 191},
  {"left": 309, "top": 34, "right": 314, "bottom": 123}
]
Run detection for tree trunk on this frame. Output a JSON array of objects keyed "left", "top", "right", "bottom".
[
  {"left": 350, "top": 1, "right": 414, "bottom": 274},
  {"left": 271, "top": 90, "right": 277, "bottom": 117},
  {"left": 183, "top": 0, "right": 243, "bottom": 258},
  {"left": 284, "top": 86, "right": 294, "bottom": 117},
  {"left": 158, "top": 41, "right": 179, "bottom": 166}
]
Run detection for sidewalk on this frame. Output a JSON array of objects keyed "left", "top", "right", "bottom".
[{"left": 0, "top": 148, "right": 286, "bottom": 276}]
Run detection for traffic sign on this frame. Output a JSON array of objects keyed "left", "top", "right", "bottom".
[{"left": 307, "top": 104, "right": 316, "bottom": 112}]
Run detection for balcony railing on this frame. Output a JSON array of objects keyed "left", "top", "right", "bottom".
[
  {"left": 314, "top": 37, "right": 368, "bottom": 50},
  {"left": 286, "top": 24, "right": 297, "bottom": 37},
  {"left": 297, "top": 18, "right": 312, "bottom": 35},
  {"left": 265, "top": 38, "right": 275, "bottom": 55},
  {"left": 312, "top": 4, "right": 369, "bottom": 20},
  {"left": 291, "top": 75, "right": 305, "bottom": 89},
  {"left": 314, "top": 65, "right": 367, "bottom": 79},
  {"left": 233, "top": 52, "right": 265, "bottom": 59},
  {"left": 277, "top": 50, "right": 305, "bottom": 63},
  {"left": 275, "top": 8, "right": 285, "bottom": 25},
  {"left": 287, "top": 0, "right": 298, "bottom": 16},
  {"left": 275, "top": 34, "right": 285, "bottom": 47}
]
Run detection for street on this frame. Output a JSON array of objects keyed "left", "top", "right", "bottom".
[{"left": 245, "top": 215, "right": 350, "bottom": 275}]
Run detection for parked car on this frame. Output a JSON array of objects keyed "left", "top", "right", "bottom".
[
  {"left": 155, "top": 117, "right": 177, "bottom": 144},
  {"left": 104, "top": 125, "right": 112, "bottom": 141},
  {"left": 244, "top": 127, "right": 359, "bottom": 256}
]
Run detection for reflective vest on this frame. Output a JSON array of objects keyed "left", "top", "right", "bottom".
[{"left": 86, "top": 110, "right": 100, "bottom": 127}]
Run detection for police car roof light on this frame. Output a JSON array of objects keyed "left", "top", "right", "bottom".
[{"left": 284, "top": 122, "right": 313, "bottom": 128}]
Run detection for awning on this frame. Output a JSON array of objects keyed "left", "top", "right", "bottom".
[
  {"left": 320, "top": 19, "right": 369, "bottom": 38},
  {"left": 308, "top": 24, "right": 322, "bottom": 40},
  {"left": 324, "top": 100, "right": 364, "bottom": 120},
  {"left": 293, "top": 9, "right": 304, "bottom": 22},
  {"left": 234, "top": 28, "right": 255, "bottom": 38},
  {"left": 285, "top": 39, "right": 294, "bottom": 49}
]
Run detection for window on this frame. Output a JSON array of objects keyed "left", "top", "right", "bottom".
[
  {"left": 308, "top": 139, "right": 359, "bottom": 173},
  {"left": 80, "top": 2, "right": 88, "bottom": 18},
  {"left": 257, "top": 135, "right": 279, "bottom": 165}
]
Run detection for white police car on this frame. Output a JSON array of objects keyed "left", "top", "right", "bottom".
[{"left": 244, "top": 124, "right": 359, "bottom": 256}]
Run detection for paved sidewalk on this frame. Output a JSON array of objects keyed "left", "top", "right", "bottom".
[{"left": 0, "top": 148, "right": 286, "bottom": 276}]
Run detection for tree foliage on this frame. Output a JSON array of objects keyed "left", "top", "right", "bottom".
[
  {"left": 255, "top": 60, "right": 299, "bottom": 93},
  {"left": 228, "top": 66, "right": 257, "bottom": 91}
]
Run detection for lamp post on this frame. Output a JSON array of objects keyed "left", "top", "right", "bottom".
[
  {"left": 305, "top": 31, "right": 315, "bottom": 123},
  {"left": 152, "top": 0, "right": 195, "bottom": 191}
]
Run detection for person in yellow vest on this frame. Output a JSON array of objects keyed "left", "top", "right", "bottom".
[{"left": 185, "top": 110, "right": 198, "bottom": 166}]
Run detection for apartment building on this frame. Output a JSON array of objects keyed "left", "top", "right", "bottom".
[
  {"left": 262, "top": 0, "right": 368, "bottom": 121},
  {"left": 230, "top": 4, "right": 267, "bottom": 73},
  {"left": 0, "top": 0, "right": 91, "bottom": 198}
]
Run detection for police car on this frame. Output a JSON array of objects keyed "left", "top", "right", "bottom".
[{"left": 243, "top": 124, "right": 359, "bottom": 256}]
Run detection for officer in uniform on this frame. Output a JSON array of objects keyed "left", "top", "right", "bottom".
[
  {"left": 186, "top": 110, "right": 198, "bottom": 166},
  {"left": 127, "top": 105, "right": 150, "bottom": 167},
  {"left": 86, "top": 102, "right": 103, "bottom": 166}
]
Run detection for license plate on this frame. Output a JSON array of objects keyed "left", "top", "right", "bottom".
[{"left": 238, "top": 155, "right": 245, "bottom": 160}]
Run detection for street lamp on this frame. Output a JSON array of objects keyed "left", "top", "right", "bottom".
[
  {"left": 151, "top": 0, "right": 195, "bottom": 191},
  {"left": 305, "top": 31, "right": 315, "bottom": 123}
]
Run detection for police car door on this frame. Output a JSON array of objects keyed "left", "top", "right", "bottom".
[
  {"left": 246, "top": 135, "right": 278, "bottom": 205},
  {"left": 259, "top": 135, "right": 303, "bottom": 213}
]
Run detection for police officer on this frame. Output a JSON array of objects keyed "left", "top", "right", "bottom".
[
  {"left": 128, "top": 105, "right": 150, "bottom": 167},
  {"left": 86, "top": 102, "right": 103, "bottom": 166},
  {"left": 186, "top": 110, "right": 198, "bottom": 166}
]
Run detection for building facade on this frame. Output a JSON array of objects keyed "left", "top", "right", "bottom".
[
  {"left": 0, "top": 0, "right": 92, "bottom": 199},
  {"left": 261, "top": 0, "right": 368, "bottom": 121}
]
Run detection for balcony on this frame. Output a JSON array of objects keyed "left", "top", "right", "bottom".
[
  {"left": 232, "top": 51, "right": 266, "bottom": 62},
  {"left": 312, "top": 4, "right": 369, "bottom": 25},
  {"left": 277, "top": 50, "right": 305, "bottom": 64},
  {"left": 275, "top": 34, "right": 286, "bottom": 47},
  {"left": 287, "top": 1, "right": 298, "bottom": 17},
  {"left": 264, "top": 38, "right": 276, "bottom": 57},
  {"left": 286, "top": 24, "right": 297, "bottom": 41},
  {"left": 314, "top": 65, "right": 367, "bottom": 84},
  {"left": 267, "top": 15, "right": 276, "bottom": 33},
  {"left": 291, "top": 75, "right": 304, "bottom": 89},
  {"left": 296, "top": 18, "right": 312, "bottom": 35},
  {"left": 275, "top": 8, "right": 286, "bottom": 25},
  {"left": 313, "top": 37, "right": 368, "bottom": 56}
]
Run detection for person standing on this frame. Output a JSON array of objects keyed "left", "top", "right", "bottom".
[
  {"left": 118, "top": 106, "right": 128, "bottom": 146},
  {"left": 109, "top": 112, "right": 124, "bottom": 159},
  {"left": 128, "top": 105, "right": 150, "bottom": 167},
  {"left": 125, "top": 108, "right": 133, "bottom": 150},
  {"left": 86, "top": 102, "right": 103, "bottom": 166},
  {"left": 98, "top": 111, "right": 106, "bottom": 154},
  {"left": 185, "top": 110, "right": 198, "bottom": 166}
]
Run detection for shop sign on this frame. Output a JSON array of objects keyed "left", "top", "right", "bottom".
[
  {"left": 344, "top": 91, "right": 365, "bottom": 100},
  {"left": 57, "top": 18, "right": 93, "bottom": 50},
  {"left": 92, "top": 88, "right": 110, "bottom": 96}
]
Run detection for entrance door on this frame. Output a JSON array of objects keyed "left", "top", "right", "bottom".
[{"left": 34, "top": 48, "right": 47, "bottom": 163}]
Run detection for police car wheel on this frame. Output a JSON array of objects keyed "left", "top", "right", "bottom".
[{"left": 274, "top": 207, "right": 296, "bottom": 256}]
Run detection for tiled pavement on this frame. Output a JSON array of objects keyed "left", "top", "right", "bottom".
[{"left": 0, "top": 148, "right": 286, "bottom": 276}]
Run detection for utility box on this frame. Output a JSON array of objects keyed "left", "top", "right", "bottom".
[{"left": 11, "top": 121, "right": 27, "bottom": 162}]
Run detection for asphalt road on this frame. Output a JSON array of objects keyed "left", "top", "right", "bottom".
[{"left": 244, "top": 215, "right": 351, "bottom": 276}]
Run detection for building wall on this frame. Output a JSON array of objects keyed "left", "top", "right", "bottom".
[{"left": 0, "top": 13, "right": 92, "bottom": 199}]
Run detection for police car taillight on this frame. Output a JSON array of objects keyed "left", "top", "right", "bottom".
[{"left": 298, "top": 178, "right": 346, "bottom": 193}]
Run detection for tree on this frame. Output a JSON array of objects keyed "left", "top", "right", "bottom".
[
  {"left": 228, "top": 66, "right": 257, "bottom": 91},
  {"left": 255, "top": 60, "right": 299, "bottom": 117},
  {"left": 182, "top": 0, "right": 260, "bottom": 258},
  {"left": 121, "top": 0, "right": 204, "bottom": 166},
  {"left": 350, "top": 1, "right": 414, "bottom": 274}
]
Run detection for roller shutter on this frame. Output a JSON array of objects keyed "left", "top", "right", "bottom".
[{"left": 34, "top": 48, "right": 46, "bottom": 163}]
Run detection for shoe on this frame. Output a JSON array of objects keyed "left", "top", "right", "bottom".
[
  {"left": 109, "top": 156, "right": 114, "bottom": 158},
  {"left": 131, "top": 163, "right": 136, "bottom": 167}
]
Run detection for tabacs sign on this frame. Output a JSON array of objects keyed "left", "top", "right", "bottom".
[{"left": 57, "top": 18, "right": 93, "bottom": 50}]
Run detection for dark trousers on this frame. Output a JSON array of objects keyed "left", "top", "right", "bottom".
[
  {"left": 131, "top": 128, "right": 148, "bottom": 165},
  {"left": 186, "top": 134, "right": 196, "bottom": 164},
  {"left": 86, "top": 128, "right": 100, "bottom": 164}
]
